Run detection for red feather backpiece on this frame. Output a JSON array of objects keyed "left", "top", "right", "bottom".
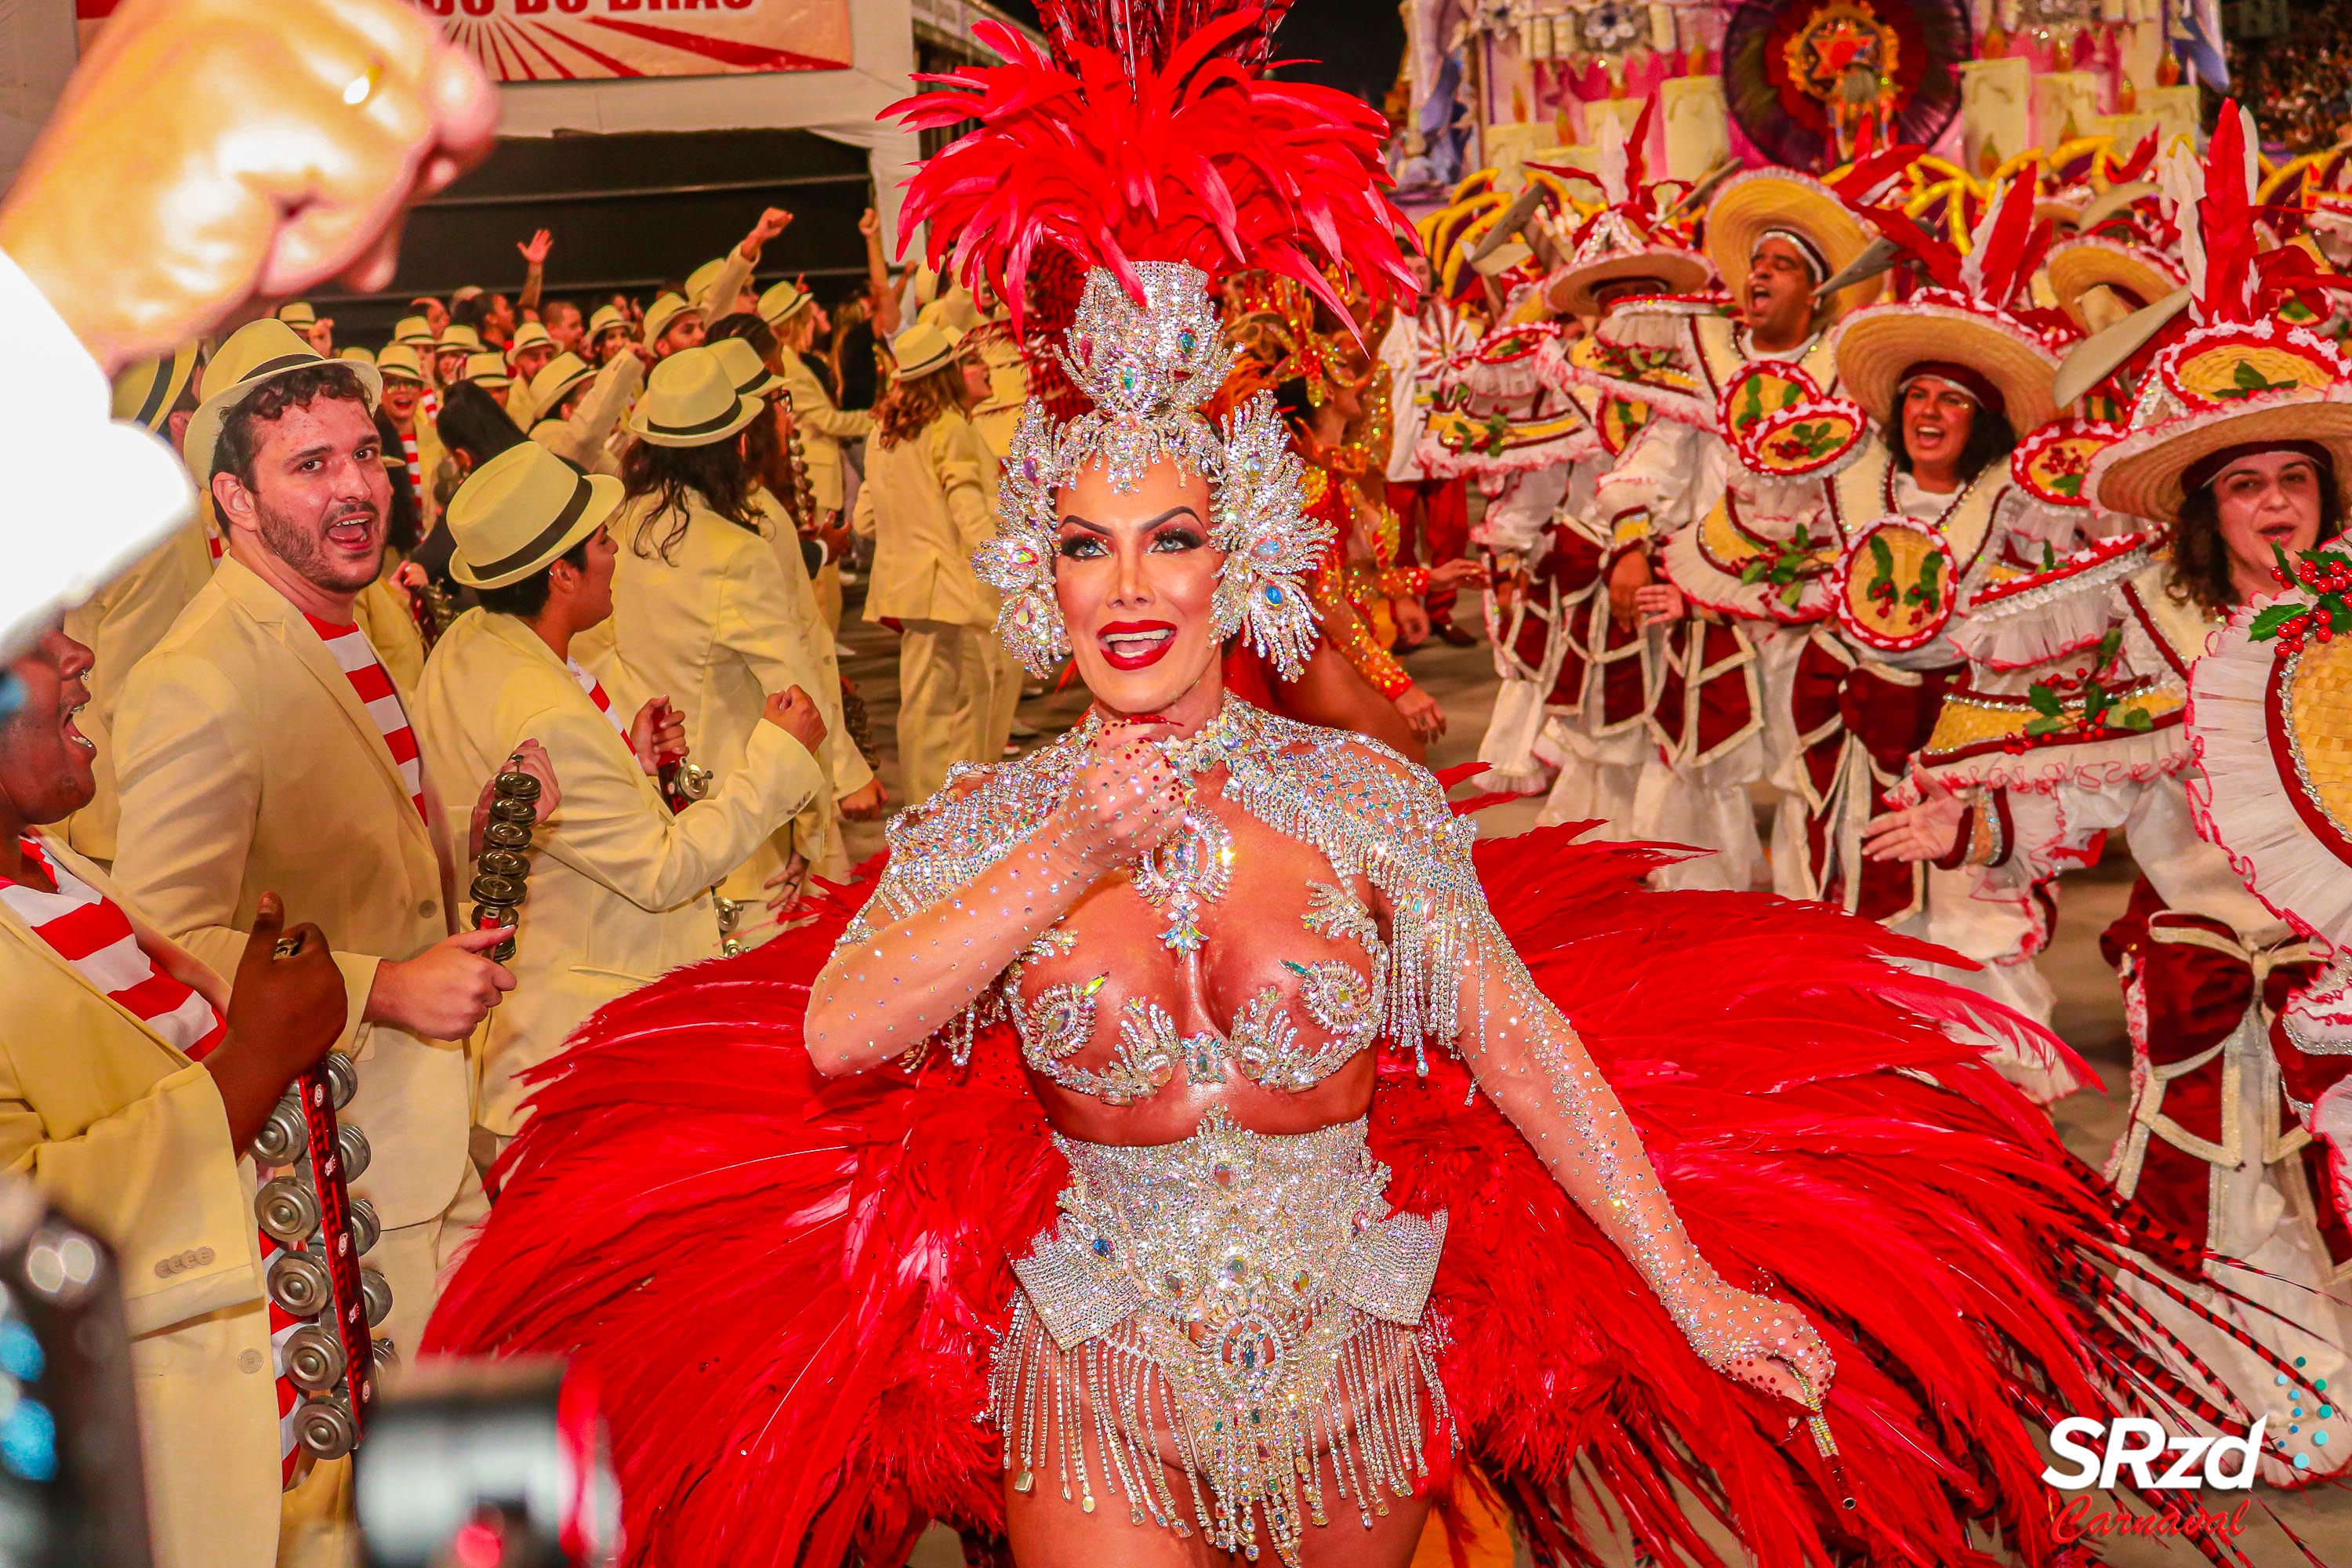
[
  {"left": 884, "top": 7, "right": 1417, "bottom": 337},
  {"left": 428, "top": 828, "right": 2281, "bottom": 1568}
]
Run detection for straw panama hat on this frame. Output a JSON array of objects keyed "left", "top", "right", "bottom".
[
  {"left": 463, "top": 352, "right": 514, "bottom": 390},
  {"left": 111, "top": 347, "right": 200, "bottom": 434},
  {"left": 685, "top": 256, "right": 736, "bottom": 310},
  {"left": 757, "top": 279, "right": 812, "bottom": 328},
  {"left": 506, "top": 321, "right": 557, "bottom": 365},
  {"left": 891, "top": 321, "right": 967, "bottom": 379},
  {"left": 528, "top": 352, "right": 597, "bottom": 417},
  {"left": 183, "top": 318, "right": 383, "bottom": 490},
  {"left": 1705, "top": 169, "right": 1882, "bottom": 319},
  {"left": 1831, "top": 301, "right": 2062, "bottom": 432},
  {"left": 642, "top": 292, "right": 699, "bottom": 345},
  {"left": 587, "top": 303, "right": 633, "bottom": 341},
  {"left": 709, "top": 336, "right": 784, "bottom": 400},
  {"left": 626, "top": 347, "right": 761, "bottom": 448},
  {"left": 446, "top": 441, "right": 625, "bottom": 590},
  {"left": 436, "top": 324, "right": 484, "bottom": 357},
  {"left": 277, "top": 301, "right": 319, "bottom": 330},
  {"left": 392, "top": 314, "right": 438, "bottom": 347},
  {"left": 375, "top": 344, "right": 426, "bottom": 384},
  {"left": 339, "top": 346, "right": 378, "bottom": 367}
]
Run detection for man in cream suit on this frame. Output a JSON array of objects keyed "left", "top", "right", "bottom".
[
  {"left": 0, "top": 619, "right": 350, "bottom": 1568},
  {"left": 59, "top": 348, "right": 216, "bottom": 866},
  {"left": 417, "top": 441, "right": 826, "bottom": 1153},
  {"left": 114, "top": 321, "right": 548, "bottom": 1360}
]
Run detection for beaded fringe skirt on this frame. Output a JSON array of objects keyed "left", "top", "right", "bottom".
[{"left": 993, "top": 1109, "right": 1449, "bottom": 1565}]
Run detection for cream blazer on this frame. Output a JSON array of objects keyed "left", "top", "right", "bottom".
[
  {"left": 0, "top": 837, "right": 281, "bottom": 1568},
  {"left": 779, "top": 353, "right": 869, "bottom": 515},
  {"left": 753, "top": 488, "right": 873, "bottom": 877},
  {"left": 608, "top": 489, "right": 843, "bottom": 902},
  {"left": 60, "top": 518, "right": 216, "bottom": 862},
  {"left": 852, "top": 408, "right": 1001, "bottom": 630},
  {"left": 111, "top": 557, "right": 470, "bottom": 1232},
  {"left": 530, "top": 354, "right": 644, "bottom": 479},
  {"left": 414, "top": 609, "right": 823, "bottom": 1134}
]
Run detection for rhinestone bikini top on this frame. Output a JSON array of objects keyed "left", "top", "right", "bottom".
[{"left": 836, "top": 699, "right": 1490, "bottom": 1086}]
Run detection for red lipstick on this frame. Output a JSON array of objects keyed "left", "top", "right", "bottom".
[{"left": 1097, "top": 619, "right": 1179, "bottom": 671}]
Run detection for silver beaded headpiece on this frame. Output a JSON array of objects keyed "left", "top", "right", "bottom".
[{"left": 976, "top": 260, "right": 1329, "bottom": 679}]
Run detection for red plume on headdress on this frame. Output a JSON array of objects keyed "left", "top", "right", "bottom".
[
  {"left": 2190, "top": 99, "right": 2352, "bottom": 325},
  {"left": 884, "top": 5, "right": 1417, "bottom": 337}
]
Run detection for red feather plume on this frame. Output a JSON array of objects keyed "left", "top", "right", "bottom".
[
  {"left": 884, "top": 7, "right": 1417, "bottom": 338},
  {"left": 428, "top": 828, "right": 2285, "bottom": 1568}
]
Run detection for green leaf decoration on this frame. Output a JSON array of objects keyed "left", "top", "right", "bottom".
[
  {"left": 2025, "top": 716, "right": 2064, "bottom": 737},
  {"left": 2118, "top": 707, "right": 2154, "bottom": 731},
  {"left": 2251, "top": 603, "right": 2304, "bottom": 640},
  {"left": 1868, "top": 534, "right": 1895, "bottom": 577},
  {"left": 2027, "top": 684, "right": 2064, "bottom": 717},
  {"left": 1740, "top": 560, "right": 1769, "bottom": 585}
]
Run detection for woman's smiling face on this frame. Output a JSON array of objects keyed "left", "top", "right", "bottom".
[{"left": 1053, "top": 457, "right": 1225, "bottom": 716}]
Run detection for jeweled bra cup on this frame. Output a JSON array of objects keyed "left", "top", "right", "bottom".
[{"left": 996, "top": 1109, "right": 1449, "bottom": 1565}]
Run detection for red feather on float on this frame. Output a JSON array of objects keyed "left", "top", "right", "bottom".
[
  {"left": 429, "top": 827, "right": 2284, "bottom": 1568},
  {"left": 883, "top": 7, "right": 1417, "bottom": 338}
]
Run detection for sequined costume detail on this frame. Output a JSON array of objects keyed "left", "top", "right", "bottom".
[{"left": 996, "top": 1109, "right": 1447, "bottom": 1566}]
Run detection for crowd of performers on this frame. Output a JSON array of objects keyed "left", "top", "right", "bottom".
[
  {"left": 1352, "top": 94, "right": 2352, "bottom": 1494},
  {"left": 423, "top": 5, "right": 2352, "bottom": 1560}
]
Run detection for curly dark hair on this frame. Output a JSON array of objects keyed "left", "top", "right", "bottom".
[
  {"left": 215, "top": 364, "right": 372, "bottom": 490},
  {"left": 434, "top": 381, "right": 526, "bottom": 470},
  {"left": 2170, "top": 473, "right": 2346, "bottom": 614},
  {"left": 706, "top": 312, "right": 778, "bottom": 362},
  {"left": 620, "top": 436, "right": 763, "bottom": 561},
  {"left": 1888, "top": 401, "right": 2017, "bottom": 485}
]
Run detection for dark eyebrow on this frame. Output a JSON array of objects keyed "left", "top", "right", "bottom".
[
  {"left": 285, "top": 441, "right": 338, "bottom": 466},
  {"left": 1056, "top": 506, "right": 1202, "bottom": 535}
]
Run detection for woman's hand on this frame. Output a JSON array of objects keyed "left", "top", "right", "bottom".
[
  {"left": 765, "top": 853, "right": 811, "bottom": 916},
  {"left": 1047, "top": 720, "right": 1183, "bottom": 876},
  {"left": 1861, "top": 769, "right": 1965, "bottom": 863},
  {"left": 1429, "top": 557, "right": 1488, "bottom": 593},
  {"left": 1392, "top": 595, "right": 1431, "bottom": 649},
  {"left": 1691, "top": 1283, "right": 1837, "bottom": 1418},
  {"left": 1635, "top": 580, "right": 1686, "bottom": 628},
  {"left": 1392, "top": 684, "right": 1446, "bottom": 742}
]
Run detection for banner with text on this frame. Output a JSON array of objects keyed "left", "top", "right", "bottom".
[{"left": 77, "top": 0, "right": 855, "bottom": 81}]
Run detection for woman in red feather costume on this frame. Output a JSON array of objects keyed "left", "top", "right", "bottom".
[{"left": 428, "top": 8, "right": 2303, "bottom": 1566}]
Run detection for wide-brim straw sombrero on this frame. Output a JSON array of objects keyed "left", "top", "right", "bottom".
[
  {"left": 1831, "top": 299, "right": 2061, "bottom": 433},
  {"left": 1549, "top": 246, "right": 1711, "bottom": 318},
  {"left": 2089, "top": 387, "right": 2352, "bottom": 523},
  {"left": 1704, "top": 169, "right": 1882, "bottom": 319},
  {"left": 2047, "top": 237, "right": 2185, "bottom": 331}
]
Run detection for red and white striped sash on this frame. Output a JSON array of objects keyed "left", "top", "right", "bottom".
[
  {"left": 303, "top": 614, "right": 426, "bottom": 821},
  {"left": 0, "top": 839, "right": 303, "bottom": 1483},
  {"left": 568, "top": 659, "right": 630, "bottom": 739}
]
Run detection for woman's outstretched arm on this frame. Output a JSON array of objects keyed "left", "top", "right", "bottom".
[{"left": 803, "top": 722, "right": 1181, "bottom": 1076}]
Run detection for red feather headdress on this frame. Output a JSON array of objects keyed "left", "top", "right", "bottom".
[{"left": 884, "top": 4, "right": 1417, "bottom": 336}]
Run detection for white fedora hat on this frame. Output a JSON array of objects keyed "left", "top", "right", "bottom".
[
  {"left": 446, "top": 441, "right": 625, "bottom": 590},
  {"left": 626, "top": 347, "right": 761, "bottom": 448}
]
